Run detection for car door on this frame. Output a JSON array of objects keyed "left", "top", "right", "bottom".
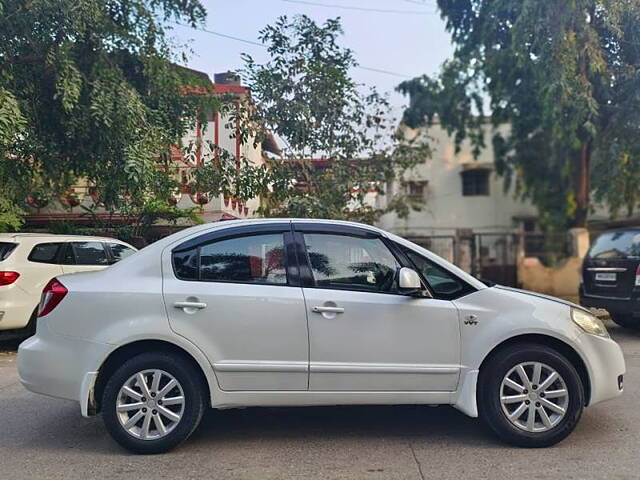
[
  {"left": 163, "top": 224, "right": 309, "bottom": 391},
  {"left": 60, "top": 241, "right": 111, "bottom": 274},
  {"left": 294, "top": 223, "right": 461, "bottom": 392}
]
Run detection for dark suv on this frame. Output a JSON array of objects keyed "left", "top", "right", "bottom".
[{"left": 580, "top": 228, "right": 640, "bottom": 328}]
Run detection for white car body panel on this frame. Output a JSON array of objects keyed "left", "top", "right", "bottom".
[
  {"left": 164, "top": 281, "right": 309, "bottom": 391},
  {"left": 16, "top": 219, "right": 625, "bottom": 422},
  {"left": 303, "top": 288, "right": 460, "bottom": 391}
]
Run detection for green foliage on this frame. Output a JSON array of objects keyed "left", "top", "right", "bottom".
[
  {"left": 399, "top": 0, "right": 640, "bottom": 229},
  {"left": 233, "top": 15, "right": 430, "bottom": 223},
  {"left": 0, "top": 197, "right": 25, "bottom": 232},
  {"left": 0, "top": 0, "right": 210, "bottom": 231}
]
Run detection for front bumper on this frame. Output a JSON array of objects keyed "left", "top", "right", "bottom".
[
  {"left": 580, "top": 332, "right": 625, "bottom": 406},
  {"left": 580, "top": 287, "right": 640, "bottom": 317},
  {"left": 17, "top": 320, "right": 111, "bottom": 412}
]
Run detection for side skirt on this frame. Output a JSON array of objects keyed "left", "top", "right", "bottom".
[{"left": 210, "top": 390, "right": 454, "bottom": 409}]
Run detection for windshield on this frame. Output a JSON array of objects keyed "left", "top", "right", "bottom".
[{"left": 588, "top": 231, "right": 640, "bottom": 259}]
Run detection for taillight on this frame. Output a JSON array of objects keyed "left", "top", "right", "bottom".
[
  {"left": 0, "top": 271, "right": 20, "bottom": 286},
  {"left": 636, "top": 265, "right": 640, "bottom": 287},
  {"left": 38, "top": 278, "right": 68, "bottom": 317}
]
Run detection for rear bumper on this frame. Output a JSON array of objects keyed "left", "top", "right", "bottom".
[
  {"left": 17, "top": 320, "right": 110, "bottom": 413},
  {"left": 0, "top": 285, "right": 37, "bottom": 330}
]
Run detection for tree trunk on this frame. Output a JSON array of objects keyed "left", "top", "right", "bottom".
[{"left": 574, "top": 141, "right": 591, "bottom": 228}]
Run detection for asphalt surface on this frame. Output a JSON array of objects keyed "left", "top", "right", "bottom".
[{"left": 1, "top": 324, "right": 639, "bottom": 480}]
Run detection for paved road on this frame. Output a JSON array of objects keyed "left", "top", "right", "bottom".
[{"left": 1, "top": 324, "right": 640, "bottom": 480}]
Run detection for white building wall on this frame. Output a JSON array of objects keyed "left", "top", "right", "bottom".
[
  {"left": 377, "top": 122, "right": 538, "bottom": 238},
  {"left": 176, "top": 108, "right": 265, "bottom": 221}
]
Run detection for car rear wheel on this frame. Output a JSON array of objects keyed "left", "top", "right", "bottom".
[
  {"left": 102, "top": 352, "right": 206, "bottom": 454},
  {"left": 478, "top": 343, "right": 584, "bottom": 447},
  {"left": 610, "top": 313, "right": 640, "bottom": 329}
]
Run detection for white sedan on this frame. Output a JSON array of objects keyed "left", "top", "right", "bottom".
[{"left": 18, "top": 219, "right": 625, "bottom": 453}]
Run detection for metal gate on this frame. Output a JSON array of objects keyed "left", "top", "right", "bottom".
[
  {"left": 404, "top": 231, "right": 519, "bottom": 287},
  {"left": 407, "top": 236, "right": 456, "bottom": 264},
  {"left": 472, "top": 232, "right": 518, "bottom": 287}
]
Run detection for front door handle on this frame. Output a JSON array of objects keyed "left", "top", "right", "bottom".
[
  {"left": 174, "top": 301, "right": 207, "bottom": 310},
  {"left": 312, "top": 306, "right": 345, "bottom": 314}
]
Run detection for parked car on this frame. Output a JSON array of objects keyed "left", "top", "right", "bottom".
[
  {"left": 580, "top": 228, "right": 640, "bottom": 328},
  {"left": 0, "top": 233, "right": 136, "bottom": 338},
  {"left": 18, "top": 220, "right": 624, "bottom": 453}
]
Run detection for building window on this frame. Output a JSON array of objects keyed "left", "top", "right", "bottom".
[
  {"left": 461, "top": 170, "right": 490, "bottom": 196},
  {"left": 403, "top": 181, "right": 427, "bottom": 199}
]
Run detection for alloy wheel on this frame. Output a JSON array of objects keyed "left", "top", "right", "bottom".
[
  {"left": 499, "top": 361, "right": 569, "bottom": 433},
  {"left": 116, "top": 369, "right": 185, "bottom": 440}
]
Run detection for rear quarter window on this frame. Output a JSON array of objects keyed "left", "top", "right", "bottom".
[
  {"left": 0, "top": 242, "right": 17, "bottom": 261},
  {"left": 588, "top": 231, "right": 640, "bottom": 259}
]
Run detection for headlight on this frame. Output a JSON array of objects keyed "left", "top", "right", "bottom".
[{"left": 572, "top": 308, "right": 609, "bottom": 338}]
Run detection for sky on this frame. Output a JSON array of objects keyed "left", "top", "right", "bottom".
[{"left": 170, "top": 0, "right": 454, "bottom": 120}]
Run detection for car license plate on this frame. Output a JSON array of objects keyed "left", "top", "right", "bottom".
[{"left": 595, "top": 272, "right": 616, "bottom": 282}]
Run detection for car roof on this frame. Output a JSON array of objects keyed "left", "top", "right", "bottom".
[
  {"left": 207, "top": 218, "right": 383, "bottom": 232},
  {"left": 0, "top": 233, "right": 133, "bottom": 245}
]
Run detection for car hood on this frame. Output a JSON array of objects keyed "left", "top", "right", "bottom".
[{"left": 495, "top": 285, "right": 588, "bottom": 313}]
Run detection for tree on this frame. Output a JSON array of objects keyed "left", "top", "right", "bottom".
[
  {"left": 0, "top": 0, "right": 213, "bottom": 233},
  {"left": 398, "top": 0, "right": 640, "bottom": 229},
  {"left": 234, "top": 15, "right": 429, "bottom": 223},
  {"left": 0, "top": 87, "right": 27, "bottom": 230}
]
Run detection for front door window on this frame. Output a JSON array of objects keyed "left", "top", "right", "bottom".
[{"left": 303, "top": 234, "right": 399, "bottom": 293}]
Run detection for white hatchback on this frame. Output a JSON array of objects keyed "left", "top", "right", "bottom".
[
  {"left": 0, "top": 233, "right": 136, "bottom": 337},
  {"left": 17, "top": 220, "right": 625, "bottom": 453}
]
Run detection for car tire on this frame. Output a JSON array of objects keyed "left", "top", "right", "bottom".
[
  {"left": 610, "top": 313, "right": 640, "bottom": 329},
  {"left": 478, "top": 343, "right": 584, "bottom": 448},
  {"left": 102, "top": 352, "right": 206, "bottom": 454},
  {"left": 24, "top": 309, "right": 38, "bottom": 337}
]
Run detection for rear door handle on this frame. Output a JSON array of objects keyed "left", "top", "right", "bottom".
[
  {"left": 312, "top": 306, "right": 345, "bottom": 314},
  {"left": 174, "top": 301, "right": 207, "bottom": 310}
]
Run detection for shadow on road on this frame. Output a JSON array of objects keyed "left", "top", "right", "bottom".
[
  {"left": 192, "top": 403, "right": 492, "bottom": 447},
  {"left": 0, "top": 338, "right": 22, "bottom": 353},
  {"left": 1, "top": 393, "right": 502, "bottom": 455}
]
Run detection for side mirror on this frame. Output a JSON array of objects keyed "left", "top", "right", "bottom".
[{"left": 398, "top": 267, "right": 423, "bottom": 296}]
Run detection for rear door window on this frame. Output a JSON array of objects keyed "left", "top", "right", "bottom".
[
  {"left": 0, "top": 242, "right": 17, "bottom": 261},
  {"left": 588, "top": 231, "right": 640, "bottom": 259},
  {"left": 173, "top": 233, "right": 288, "bottom": 284},
  {"left": 199, "top": 234, "right": 287, "bottom": 284},
  {"left": 70, "top": 242, "right": 109, "bottom": 266},
  {"left": 28, "top": 243, "right": 64, "bottom": 264}
]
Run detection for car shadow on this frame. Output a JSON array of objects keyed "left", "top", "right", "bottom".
[
  {"left": 3, "top": 395, "right": 507, "bottom": 455},
  {"left": 0, "top": 338, "right": 22, "bottom": 353},
  {"left": 192, "top": 404, "right": 492, "bottom": 447}
]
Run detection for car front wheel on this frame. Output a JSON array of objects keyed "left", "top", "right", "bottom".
[
  {"left": 102, "top": 352, "right": 206, "bottom": 454},
  {"left": 478, "top": 343, "right": 584, "bottom": 447}
]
